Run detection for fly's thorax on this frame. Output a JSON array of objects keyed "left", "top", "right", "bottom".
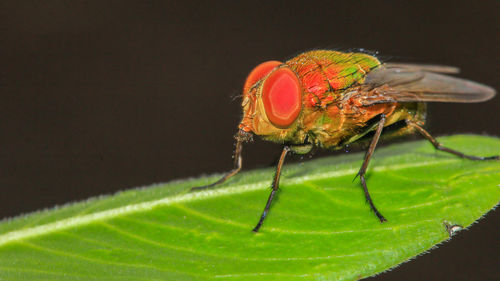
[
  {"left": 239, "top": 62, "right": 305, "bottom": 142},
  {"left": 285, "top": 50, "right": 381, "bottom": 108}
]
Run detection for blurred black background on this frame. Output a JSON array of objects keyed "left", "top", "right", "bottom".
[{"left": 1, "top": 1, "right": 499, "bottom": 280}]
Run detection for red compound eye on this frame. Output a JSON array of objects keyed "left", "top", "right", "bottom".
[
  {"left": 262, "top": 67, "right": 302, "bottom": 128},
  {"left": 243, "top": 61, "right": 282, "bottom": 93}
]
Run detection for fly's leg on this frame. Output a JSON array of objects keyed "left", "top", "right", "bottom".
[
  {"left": 253, "top": 146, "right": 290, "bottom": 232},
  {"left": 406, "top": 121, "right": 499, "bottom": 161},
  {"left": 356, "top": 114, "right": 387, "bottom": 223},
  {"left": 190, "top": 131, "right": 251, "bottom": 191}
]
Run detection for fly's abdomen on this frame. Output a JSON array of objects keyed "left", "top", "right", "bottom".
[
  {"left": 341, "top": 102, "right": 427, "bottom": 146},
  {"left": 303, "top": 99, "right": 426, "bottom": 149}
]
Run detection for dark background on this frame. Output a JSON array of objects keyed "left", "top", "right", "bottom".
[{"left": 1, "top": 1, "right": 499, "bottom": 280}]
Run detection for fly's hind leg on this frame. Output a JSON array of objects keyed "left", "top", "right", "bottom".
[
  {"left": 190, "top": 130, "right": 252, "bottom": 191},
  {"left": 357, "top": 114, "right": 388, "bottom": 223},
  {"left": 406, "top": 120, "right": 499, "bottom": 161}
]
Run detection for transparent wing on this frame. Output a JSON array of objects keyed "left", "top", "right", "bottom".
[
  {"left": 384, "top": 63, "right": 460, "bottom": 74},
  {"left": 363, "top": 64, "right": 496, "bottom": 103}
]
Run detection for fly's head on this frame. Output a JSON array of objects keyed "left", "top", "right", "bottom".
[{"left": 239, "top": 61, "right": 303, "bottom": 138}]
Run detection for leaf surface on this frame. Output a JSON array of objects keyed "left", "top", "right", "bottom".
[{"left": 0, "top": 135, "right": 499, "bottom": 280}]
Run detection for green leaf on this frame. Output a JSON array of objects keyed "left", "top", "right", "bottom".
[{"left": 1, "top": 135, "right": 499, "bottom": 281}]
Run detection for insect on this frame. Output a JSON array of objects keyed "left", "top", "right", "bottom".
[{"left": 191, "top": 50, "right": 498, "bottom": 232}]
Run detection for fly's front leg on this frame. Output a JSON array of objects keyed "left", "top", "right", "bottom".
[
  {"left": 357, "top": 114, "right": 387, "bottom": 222},
  {"left": 190, "top": 130, "right": 252, "bottom": 191},
  {"left": 253, "top": 146, "right": 291, "bottom": 232},
  {"left": 406, "top": 121, "right": 499, "bottom": 161}
]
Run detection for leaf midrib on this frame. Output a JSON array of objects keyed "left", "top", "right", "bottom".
[{"left": 0, "top": 157, "right": 459, "bottom": 246}]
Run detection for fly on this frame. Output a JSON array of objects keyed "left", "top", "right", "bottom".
[{"left": 191, "top": 50, "right": 499, "bottom": 232}]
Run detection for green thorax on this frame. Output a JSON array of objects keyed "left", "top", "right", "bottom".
[{"left": 286, "top": 50, "right": 381, "bottom": 108}]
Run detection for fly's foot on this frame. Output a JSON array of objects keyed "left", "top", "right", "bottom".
[{"left": 190, "top": 184, "right": 214, "bottom": 192}]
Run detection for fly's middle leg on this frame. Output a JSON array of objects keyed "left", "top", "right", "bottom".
[
  {"left": 357, "top": 114, "right": 387, "bottom": 223},
  {"left": 406, "top": 120, "right": 499, "bottom": 161},
  {"left": 253, "top": 146, "right": 290, "bottom": 232}
]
